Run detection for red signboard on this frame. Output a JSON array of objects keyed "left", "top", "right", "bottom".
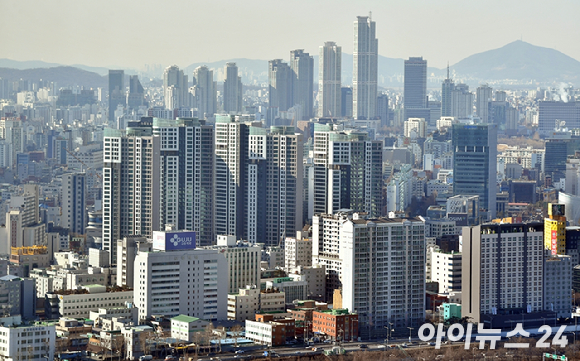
[{"left": 551, "top": 230, "right": 558, "bottom": 255}]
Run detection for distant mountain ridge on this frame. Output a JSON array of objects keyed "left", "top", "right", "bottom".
[
  {"left": 3, "top": 40, "right": 580, "bottom": 88},
  {"left": 0, "top": 66, "right": 107, "bottom": 88}
]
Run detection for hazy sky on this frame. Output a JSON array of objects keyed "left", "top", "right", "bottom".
[{"left": 2, "top": 0, "right": 579, "bottom": 71}]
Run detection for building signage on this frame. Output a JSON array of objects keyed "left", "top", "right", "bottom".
[{"left": 153, "top": 231, "right": 196, "bottom": 251}]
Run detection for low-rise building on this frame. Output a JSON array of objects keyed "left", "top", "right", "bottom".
[
  {"left": 170, "top": 314, "right": 210, "bottom": 342},
  {"left": 227, "top": 286, "right": 285, "bottom": 322},
  {"left": 312, "top": 309, "right": 358, "bottom": 342},
  {"left": 45, "top": 284, "right": 133, "bottom": 319},
  {"left": 245, "top": 314, "right": 294, "bottom": 346},
  {"left": 442, "top": 303, "right": 462, "bottom": 321},
  {"left": 0, "top": 315, "right": 56, "bottom": 361},
  {"left": 55, "top": 318, "right": 93, "bottom": 350},
  {"left": 288, "top": 265, "right": 326, "bottom": 301},
  {"left": 264, "top": 277, "right": 308, "bottom": 303}
]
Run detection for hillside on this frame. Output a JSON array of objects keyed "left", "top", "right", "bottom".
[
  {"left": 451, "top": 40, "right": 580, "bottom": 83},
  {"left": 0, "top": 66, "right": 107, "bottom": 88}
]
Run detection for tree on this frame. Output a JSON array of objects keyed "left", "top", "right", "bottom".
[
  {"left": 231, "top": 324, "right": 243, "bottom": 348},
  {"left": 139, "top": 330, "right": 154, "bottom": 357}
]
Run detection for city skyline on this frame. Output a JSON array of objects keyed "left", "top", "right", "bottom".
[{"left": 2, "top": 0, "right": 580, "bottom": 70}]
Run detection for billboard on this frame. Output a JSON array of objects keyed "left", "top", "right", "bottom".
[
  {"left": 549, "top": 203, "right": 566, "bottom": 217},
  {"left": 153, "top": 231, "right": 196, "bottom": 251},
  {"left": 551, "top": 229, "right": 558, "bottom": 256}
]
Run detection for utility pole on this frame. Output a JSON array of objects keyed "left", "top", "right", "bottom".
[{"left": 407, "top": 327, "right": 414, "bottom": 343}]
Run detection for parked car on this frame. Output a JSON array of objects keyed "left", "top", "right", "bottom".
[
  {"left": 235, "top": 350, "right": 245, "bottom": 354},
  {"left": 359, "top": 344, "right": 368, "bottom": 349}
]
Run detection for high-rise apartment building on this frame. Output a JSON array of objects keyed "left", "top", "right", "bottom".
[
  {"left": 102, "top": 122, "right": 161, "bottom": 264},
  {"left": 151, "top": 117, "right": 215, "bottom": 245},
  {"left": 452, "top": 123, "right": 497, "bottom": 218},
  {"left": 476, "top": 84, "right": 493, "bottom": 123},
  {"left": 163, "top": 65, "right": 189, "bottom": 110},
  {"left": 223, "top": 63, "right": 243, "bottom": 113},
  {"left": 191, "top": 66, "right": 217, "bottom": 119},
  {"left": 214, "top": 114, "right": 257, "bottom": 240},
  {"left": 462, "top": 222, "right": 544, "bottom": 327},
  {"left": 268, "top": 60, "right": 293, "bottom": 125},
  {"left": 61, "top": 173, "right": 87, "bottom": 235},
  {"left": 312, "top": 211, "right": 425, "bottom": 334},
  {"left": 318, "top": 42, "right": 341, "bottom": 118},
  {"left": 290, "top": 49, "right": 314, "bottom": 120},
  {"left": 353, "top": 15, "right": 378, "bottom": 120},
  {"left": 108, "top": 70, "right": 125, "bottom": 121},
  {"left": 309, "top": 124, "right": 382, "bottom": 219},
  {"left": 247, "top": 126, "right": 303, "bottom": 245},
  {"left": 451, "top": 83, "right": 474, "bottom": 118}
]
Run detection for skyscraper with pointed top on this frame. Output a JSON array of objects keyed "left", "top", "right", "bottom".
[
  {"left": 353, "top": 14, "right": 378, "bottom": 120},
  {"left": 441, "top": 64, "right": 454, "bottom": 117}
]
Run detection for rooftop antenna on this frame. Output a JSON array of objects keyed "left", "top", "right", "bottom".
[
  {"left": 447, "top": 62, "right": 450, "bottom": 80},
  {"left": 369, "top": 11, "right": 372, "bottom": 20}
]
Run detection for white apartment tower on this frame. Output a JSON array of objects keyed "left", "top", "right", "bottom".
[
  {"left": 152, "top": 117, "right": 215, "bottom": 245},
  {"left": 163, "top": 65, "right": 189, "bottom": 109},
  {"left": 312, "top": 211, "right": 426, "bottom": 333},
  {"left": 310, "top": 124, "right": 383, "bottom": 219},
  {"left": 214, "top": 114, "right": 259, "bottom": 240},
  {"left": 61, "top": 173, "right": 87, "bottom": 235},
  {"left": 353, "top": 15, "right": 378, "bottom": 120},
  {"left": 462, "top": 223, "right": 544, "bottom": 326},
  {"left": 247, "top": 126, "right": 303, "bottom": 245},
  {"left": 102, "top": 123, "right": 161, "bottom": 264},
  {"left": 318, "top": 42, "right": 341, "bottom": 118},
  {"left": 192, "top": 66, "right": 217, "bottom": 119}
]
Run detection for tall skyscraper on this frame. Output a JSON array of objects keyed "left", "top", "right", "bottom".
[
  {"left": 223, "top": 63, "right": 243, "bottom": 113},
  {"left": 127, "top": 75, "right": 145, "bottom": 108},
  {"left": 214, "top": 114, "right": 257, "bottom": 240},
  {"left": 247, "top": 126, "right": 303, "bottom": 245},
  {"left": 376, "top": 93, "right": 389, "bottom": 127},
  {"left": 318, "top": 42, "right": 341, "bottom": 118},
  {"left": 61, "top": 173, "right": 87, "bottom": 235},
  {"left": 404, "top": 57, "right": 427, "bottom": 119},
  {"left": 163, "top": 65, "right": 188, "bottom": 110},
  {"left": 152, "top": 117, "right": 215, "bottom": 245},
  {"left": 441, "top": 66, "right": 454, "bottom": 117},
  {"left": 452, "top": 123, "right": 497, "bottom": 218},
  {"left": 353, "top": 15, "right": 378, "bottom": 120},
  {"left": 268, "top": 60, "right": 293, "bottom": 125},
  {"left": 102, "top": 122, "right": 161, "bottom": 264},
  {"left": 108, "top": 70, "right": 125, "bottom": 121},
  {"left": 476, "top": 84, "right": 493, "bottom": 123},
  {"left": 290, "top": 49, "right": 314, "bottom": 120},
  {"left": 191, "top": 66, "right": 217, "bottom": 119},
  {"left": 309, "top": 124, "right": 383, "bottom": 219}
]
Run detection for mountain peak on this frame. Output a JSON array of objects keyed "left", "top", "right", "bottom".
[{"left": 451, "top": 41, "right": 580, "bottom": 83}]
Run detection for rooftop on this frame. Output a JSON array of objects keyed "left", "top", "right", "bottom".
[{"left": 172, "top": 314, "right": 201, "bottom": 323}]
